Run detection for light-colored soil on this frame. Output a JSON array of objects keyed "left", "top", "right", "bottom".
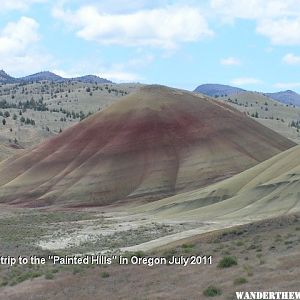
[
  {"left": 0, "top": 213, "right": 299, "bottom": 300},
  {"left": 0, "top": 205, "right": 201, "bottom": 255},
  {"left": 132, "top": 145, "right": 300, "bottom": 226}
]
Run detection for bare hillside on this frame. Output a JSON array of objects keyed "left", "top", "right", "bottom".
[{"left": 0, "top": 85, "right": 294, "bottom": 207}]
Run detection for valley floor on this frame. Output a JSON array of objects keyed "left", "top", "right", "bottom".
[{"left": 0, "top": 206, "right": 299, "bottom": 300}]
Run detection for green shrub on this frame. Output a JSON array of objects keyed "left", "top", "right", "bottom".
[
  {"left": 234, "top": 277, "right": 247, "bottom": 285},
  {"left": 45, "top": 272, "right": 54, "bottom": 280},
  {"left": 259, "top": 259, "right": 265, "bottom": 265},
  {"left": 203, "top": 286, "right": 222, "bottom": 297},
  {"left": 0, "top": 278, "right": 8, "bottom": 287},
  {"left": 218, "top": 256, "right": 237, "bottom": 268},
  {"left": 9, "top": 270, "right": 42, "bottom": 286},
  {"left": 163, "top": 249, "right": 177, "bottom": 261},
  {"left": 125, "top": 251, "right": 145, "bottom": 259},
  {"left": 101, "top": 272, "right": 110, "bottom": 278},
  {"left": 181, "top": 243, "right": 195, "bottom": 249},
  {"left": 243, "top": 264, "right": 253, "bottom": 276},
  {"left": 72, "top": 266, "right": 85, "bottom": 275}
]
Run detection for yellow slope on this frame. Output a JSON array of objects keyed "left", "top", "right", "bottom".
[{"left": 133, "top": 145, "right": 300, "bottom": 222}]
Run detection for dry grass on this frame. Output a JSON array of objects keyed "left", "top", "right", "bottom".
[
  {"left": 218, "top": 91, "right": 300, "bottom": 144},
  {"left": 0, "top": 213, "right": 299, "bottom": 300}
]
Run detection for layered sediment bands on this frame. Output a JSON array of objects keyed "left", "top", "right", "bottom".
[
  {"left": 0, "top": 85, "right": 295, "bottom": 207},
  {"left": 136, "top": 145, "right": 300, "bottom": 221}
]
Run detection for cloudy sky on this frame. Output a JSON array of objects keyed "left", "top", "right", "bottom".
[{"left": 1, "top": 0, "right": 300, "bottom": 91}]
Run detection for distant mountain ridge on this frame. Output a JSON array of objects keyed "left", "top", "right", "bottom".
[
  {"left": 0, "top": 70, "right": 16, "bottom": 84},
  {"left": 194, "top": 83, "right": 245, "bottom": 97},
  {"left": 265, "top": 90, "right": 300, "bottom": 107},
  {"left": 72, "top": 75, "right": 112, "bottom": 84},
  {"left": 194, "top": 83, "right": 300, "bottom": 106},
  {"left": 0, "top": 70, "right": 112, "bottom": 84},
  {"left": 20, "top": 71, "right": 64, "bottom": 83}
]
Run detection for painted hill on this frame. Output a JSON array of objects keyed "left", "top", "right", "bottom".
[
  {"left": 0, "top": 85, "right": 295, "bottom": 207},
  {"left": 137, "top": 144, "right": 300, "bottom": 223},
  {"left": 266, "top": 90, "right": 300, "bottom": 107},
  {"left": 194, "top": 84, "right": 245, "bottom": 97}
]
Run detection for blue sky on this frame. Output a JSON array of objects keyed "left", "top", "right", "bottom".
[{"left": 1, "top": 0, "right": 300, "bottom": 92}]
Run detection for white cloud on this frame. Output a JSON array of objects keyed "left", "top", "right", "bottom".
[
  {"left": 210, "top": 0, "right": 300, "bottom": 45},
  {"left": 98, "top": 71, "right": 140, "bottom": 82},
  {"left": 53, "top": 5, "right": 213, "bottom": 49},
  {"left": 53, "top": 68, "right": 140, "bottom": 82},
  {"left": 53, "top": 61, "right": 142, "bottom": 82},
  {"left": 3, "top": 54, "right": 55, "bottom": 75},
  {"left": 230, "top": 77, "right": 262, "bottom": 86},
  {"left": 0, "top": 0, "right": 46, "bottom": 11},
  {"left": 127, "top": 54, "right": 155, "bottom": 68},
  {"left": 210, "top": 0, "right": 300, "bottom": 21},
  {"left": 0, "top": 17, "right": 55, "bottom": 75},
  {"left": 220, "top": 57, "right": 240, "bottom": 66},
  {"left": 273, "top": 82, "right": 300, "bottom": 89},
  {"left": 0, "top": 17, "right": 39, "bottom": 56},
  {"left": 52, "top": 69, "right": 80, "bottom": 78},
  {"left": 257, "top": 18, "right": 300, "bottom": 45},
  {"left": 83, "top": 0, "right": 173, "bottom": 14},
  {"left": 282, "top": 53, "right": 300, "bottom": 65}
]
